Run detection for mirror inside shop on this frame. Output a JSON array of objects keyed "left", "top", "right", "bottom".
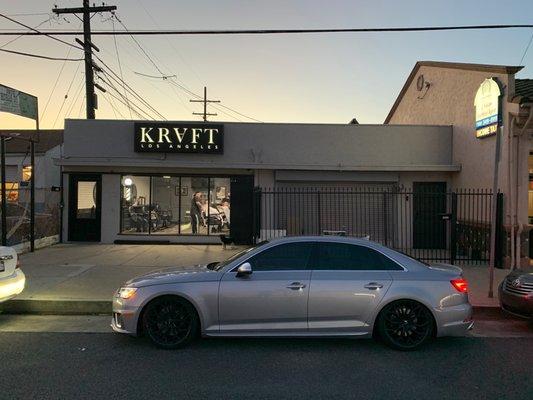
[{"left": 120, "top": 175, "right": 231, "bottom": 235}]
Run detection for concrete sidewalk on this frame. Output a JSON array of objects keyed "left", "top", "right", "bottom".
[{"left": 0, "top": 243, "right": 509, "bottom": 314}]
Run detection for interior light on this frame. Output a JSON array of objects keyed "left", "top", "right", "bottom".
[
  {"left": 123, "top": 178, "right": 133, "bottom": 187},
  {"left": 163, "top": 176, "right": 171, "bottom": 179}
]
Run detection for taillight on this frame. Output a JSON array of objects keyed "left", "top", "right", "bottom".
[{"left": 451, "top": 278, "right": 468, "bottom": 293}]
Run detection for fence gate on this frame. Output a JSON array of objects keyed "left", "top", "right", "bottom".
[{"left": 253, "top": 187, "right": 503, "bottom": 265}]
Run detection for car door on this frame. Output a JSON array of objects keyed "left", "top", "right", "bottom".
[
  {"left": 218, "top": 241, "right": 314, "bottom": 334},
  {"left": 308, "top": 242, "right": 400, "bottom": 334}
]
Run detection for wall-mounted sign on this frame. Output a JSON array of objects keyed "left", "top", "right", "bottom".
[
  {"left": 474, "top": 78, "right": 502, "bottom": 139},
  {"left": 0, "top": 84, "right": 38, "bottom": 120},
  {"left": 134, "top": 122, "right": 223, "bottom": 154}
]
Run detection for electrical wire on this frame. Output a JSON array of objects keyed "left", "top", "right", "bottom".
[
  {"left": 111, "top": 16, "right": 132, "bottom": 119},
  {"left": 93, "top": 54, "right": 167, "bottom": 119},
  {"left": 0, "top": 17, "right": 50, "bottom": 48},
  {"left": 0, "top": 47, "right": 83, "bottom": 61},
  {"left": 40, "top": 45, "right": 74, "bottom": 122},
  {"left": 113, "top": 14, "right": 166, "bottom": 76},
  {"left": 519, "top": 29, "right": 533, "bottom": 65},
  {"left": 0, "top": 12, "right": 82, "bottom": 50},
  {"left": 98, "top": 73, "right": 160, "bottom": 120},
  {"left": 2, "top": 24, "right": 533, "bottom": 36},
  {"left": 64, "top": 77, "right": 85, "bottom": 117},
  {"left": 52, "top": 62, "right": 82, "bottom": 127}
]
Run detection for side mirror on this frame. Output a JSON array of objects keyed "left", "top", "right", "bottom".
[{"left": 236, "top": 262, "right": 252, "bottom": 277}]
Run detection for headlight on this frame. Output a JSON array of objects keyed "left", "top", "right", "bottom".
[{"left": 116, "top": 287, "right": 138, "bottom": 299}]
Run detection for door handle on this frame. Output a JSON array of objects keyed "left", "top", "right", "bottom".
[
  {"left": 286, "top": 282, "right": 306, "bottom": 290},
  {"left": 364, "top": 282, "right": 383, "bottom": 290}
]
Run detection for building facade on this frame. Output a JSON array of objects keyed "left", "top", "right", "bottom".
[
  {"left": 58, "top": 119, "right": 458, "bottom": 247},
  {"left": 386, "top": 61, "right": 533, "bottom": 267}
]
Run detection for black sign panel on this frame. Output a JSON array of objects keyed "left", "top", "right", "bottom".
[{"left": 134, "top": 122, "right": 224, "bottom": 154}]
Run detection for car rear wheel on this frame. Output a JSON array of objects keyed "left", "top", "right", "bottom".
[
  {"left": 377, "top": 300, "right": 434, "bottom": 351},
  {"left": 142, "top": 296, "right": 198, "bottom": 349}
]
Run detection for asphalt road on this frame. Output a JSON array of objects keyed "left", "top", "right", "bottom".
[{"left": 0, "top": 332, "right": 531, "bottom": 400}]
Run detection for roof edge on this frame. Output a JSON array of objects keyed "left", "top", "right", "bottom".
[{"left": 384, "top": 61, "right": 524, "bottom": 124}]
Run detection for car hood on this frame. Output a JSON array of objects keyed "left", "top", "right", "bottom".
[
  {"left": 506, "top": 267, "right": 533, "bottom": 283},
  {"left": 124, "top": 264, "right": 221, "bottom": 288},
  {"left": 428, "top": 263, "right": 463, "bottom": 276}
]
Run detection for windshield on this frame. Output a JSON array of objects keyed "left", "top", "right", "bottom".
[{"left": 213, "top": 240, "right": 269, "bottom": 271}]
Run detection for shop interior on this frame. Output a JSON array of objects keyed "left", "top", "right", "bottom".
[{"left": 120, "top": 175, "right": 231, "bottom": 236}]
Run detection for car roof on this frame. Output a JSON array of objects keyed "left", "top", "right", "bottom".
[{"left": 265, "top": 235, "right": 389, "bottom": 250}]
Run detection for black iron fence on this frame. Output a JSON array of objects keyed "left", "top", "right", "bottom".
[{"left": 252, "top": 187, "right": 504, "bottom": 265}]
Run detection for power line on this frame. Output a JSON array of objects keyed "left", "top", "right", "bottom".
[
  {"left": 111, "top": 16, "right": 132, "bottom": 118},
  {"left": 52, "top": 62, "right": 82, "bottom": 127},
  {"left": 519, "top": 29, "right": 533, "bottom": 65},
  {"left": 0, "top": 12, "right": 82, "bottom": 49},
  {"left": 40, "top": 45, "right": 75, "bottom": 122},
  {"left": 112, "top": 14, "right": 167, "bottom": 76},
  {"left": 0, "top": 17, "right": 50, "bottom": 48},
  {"left": 2, "top": 24, "right": 533, "bottom": 36},
  {"left": 97, "top": 70, "right": 162, "bottom": 120},
  {"left": 0, "top": 47, "right": 83, "bottom": 61},
  {"left": 94, "top": 58, "right": 167, "bottom": 119}
]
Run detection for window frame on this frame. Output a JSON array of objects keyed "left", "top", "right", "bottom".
[
  {"left": 311, "top": 241, "right": 406, "bottom": 272},
  {"left": 119, "top": 173, "right": 234, "bottom": 237},
  {"left": 231, "top": 241, "right": 316, "bottom": 272}
]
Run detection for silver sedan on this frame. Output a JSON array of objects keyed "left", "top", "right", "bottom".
[{"left": 111, "top": 236, "right": 473, "bottom": 350}]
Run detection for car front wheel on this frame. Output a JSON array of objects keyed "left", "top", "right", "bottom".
[
  {"left": 377, "top": 300, "right": 434, "bottom": 351},
  {"left": 142, "top": 296, "right": 198, "bottom": 349}
]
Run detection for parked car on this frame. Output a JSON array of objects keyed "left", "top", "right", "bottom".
[
  {"left": 0, "top": 246, "right": 25, "bottom": 302},
  {"left": 499, "top": 268, "right": 533, "bottom": 319},
  {"left": 112, "top": 236, "right": 473, "bottom": 350}
]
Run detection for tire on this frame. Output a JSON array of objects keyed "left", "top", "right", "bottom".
[
  {"left": 377, "top": 300, "right": 435, "bottom": 351},
  {"left": 142, "top": 296, "right": 199, "bottom": 349}
]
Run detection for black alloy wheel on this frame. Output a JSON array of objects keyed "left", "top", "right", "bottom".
[
  {"left": 377, "top": 300, "right": 434, "bottom": 351},
  {"left": 142, "top": 296, "right": 198, "bottom": 349}
]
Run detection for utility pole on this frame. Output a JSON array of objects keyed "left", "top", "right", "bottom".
[
  {"left": 53, "top": 1, "right": 116, "bottom": 119},
  {"left": 190, "top": 87, "right": 220, "bottom": 121}
]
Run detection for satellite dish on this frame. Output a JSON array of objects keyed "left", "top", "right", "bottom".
[{"left": 416, "top": 75, "right": 425, "bottom": 91}]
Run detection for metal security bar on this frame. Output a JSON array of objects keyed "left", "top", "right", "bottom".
[{"left": 253, "top": 187, "right": 503, "bottom": 265}]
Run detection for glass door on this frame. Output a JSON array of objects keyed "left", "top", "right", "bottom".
[{"left": 68, "top": 174, "right": 102, "bottom": 241}]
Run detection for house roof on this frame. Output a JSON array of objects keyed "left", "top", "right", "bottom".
[
  {"left": 514, "top": 79, "right": 533, "bottom": 103},
  {"left": 0, "top": 130, "right": 63, "bottom": 154},
  {"left": 384, "top": 61, "right": 524, "bottom": 124}
]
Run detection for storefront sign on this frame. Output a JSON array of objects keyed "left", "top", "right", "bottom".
[
  {"left": 0, "top": 84, "right": 38, "bottom": 120},
  {"left": 474, "top": 78, "right": 501, "bottom": 139},
  {"left": 134, "top": 122, "right": 223, "bottom": 154}
]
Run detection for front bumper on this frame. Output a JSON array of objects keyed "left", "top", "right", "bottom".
[
  {"left": 499, "top": 285, "right": 533, "bottom": 319},
  {"left": 0, "top": 269, "right": 25, "bottom": 302},
  {"left": 111, "top": 295, "right": 142, "bottom": 335}
]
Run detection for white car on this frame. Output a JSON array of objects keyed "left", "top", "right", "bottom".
[{"left": 0, "top": 246, "right": 25, "bottom": 302}]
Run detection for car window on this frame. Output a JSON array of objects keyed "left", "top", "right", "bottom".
[
  {"left": 248, "top": 242, "right": 314, "bottom": 271},
  {"left": 313, "top": 242, "right": 403, "bottom": 271}
]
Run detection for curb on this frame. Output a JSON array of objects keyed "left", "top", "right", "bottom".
[{"left": 0, "top": 299, "right": 112, "bottom": 315}]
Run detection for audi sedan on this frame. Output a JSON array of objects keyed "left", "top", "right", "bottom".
[{"left": 112, "top": 236, "right": 473, "bottom": 350}]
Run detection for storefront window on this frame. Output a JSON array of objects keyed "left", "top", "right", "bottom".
[
  {"left": 120, "top": 175, "right": 231, "bottom": 236},
  {"left": 151, "top": 176, "right": 180, "bottom": 235},
  {"left": 210, "top": 177, "right": 231, "bottom": 235},
  {"left": 121, "top": 176, "right": 151, "bottom": 234}
]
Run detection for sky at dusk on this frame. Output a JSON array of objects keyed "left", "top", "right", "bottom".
[{"left": 1, "top": 0, "right": 533, "bottom": 129}]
